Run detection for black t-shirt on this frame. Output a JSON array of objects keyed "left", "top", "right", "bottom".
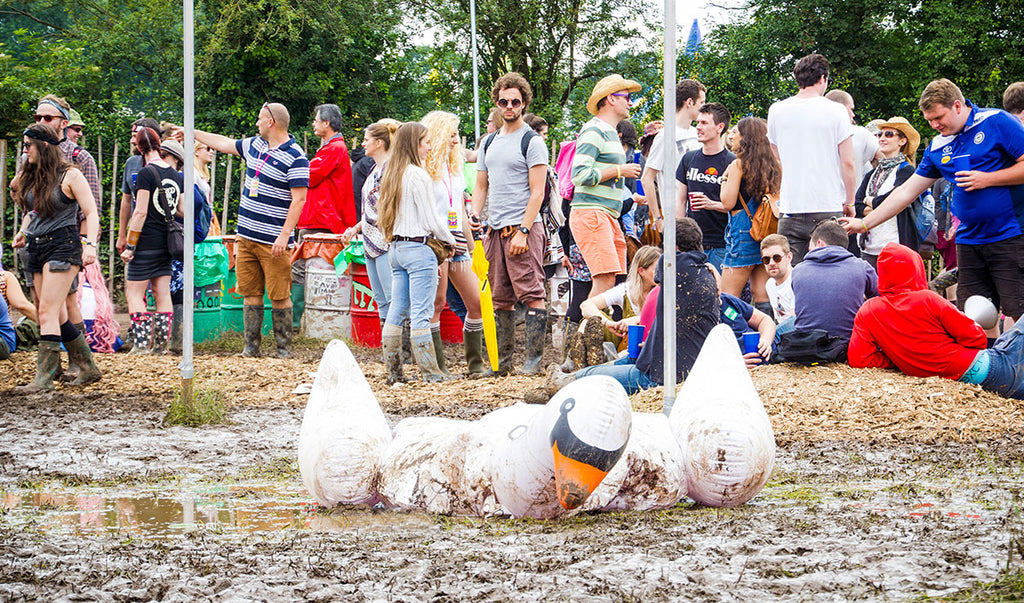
[
  {"left": 351, "top": 155, "right": 376, "bottom": 221},
  {"left": 135, "top": 163, "right": 183, "bottom": 250},
  {"left": 676, "top": 148, "right": 734, "bottom": 249},
  {"left": 635, "top": 250, "right": 721, "bottom": 384}
]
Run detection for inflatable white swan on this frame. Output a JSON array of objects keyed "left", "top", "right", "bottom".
[{"left": 298, "top": 324, "right": 775, "bottom": 516}]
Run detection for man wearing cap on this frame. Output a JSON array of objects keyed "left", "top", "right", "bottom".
[
  {"left": 570, "top": 74, "right": 643, "bottom": 297},
  {"left": 469, "top": 72, "right": 550, "bottom": 375},
  {"left": 842, "top": 78, "right": 1024, "bottom": 339},
  {"left": 173, "top": 103, "right": 309, "bottom": 358},
  {"left": 67, "top": 110, "right": 85, "bottom": 145}
]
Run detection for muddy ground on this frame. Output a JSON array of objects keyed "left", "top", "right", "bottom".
[{"left": 1, "top": 336, "right": 1023, "bottom": 601}]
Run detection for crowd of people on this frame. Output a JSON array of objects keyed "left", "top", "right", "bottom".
[{"left": 3, "top": 52, "right": 1023, "bottom": 403}]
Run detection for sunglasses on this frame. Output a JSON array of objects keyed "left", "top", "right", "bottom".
[
  {"left": 875, "top": 130, "right": 899, "bottom": 138},
  {"left": 761, "top": 254, "right": 785, "bottom": 265},
  {"left": 497, "top": 98, "right": 522, "bottom": 108},
  {"left": 33, "top": 114, "right": 62, "bottom": 123},
  {"left": 610, "top": 92, "right": 633, "bottom": 102},
  {"left": 262, "top": 102, "right": 278, "bottom": 123},
  {"left": 69, "top": 126, "right": 83, "bottom": 133}
]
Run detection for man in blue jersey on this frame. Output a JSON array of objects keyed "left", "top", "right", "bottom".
[
  {"left": 842, "top": 79, "right": 1024, "bottom": 338},
  {"left": 180, "top": 103, "right": 309, "bottom": 357}
]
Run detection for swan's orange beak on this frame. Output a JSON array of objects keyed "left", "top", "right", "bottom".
[{"left": 551, "top": 441, "right": 611, "bottom": 510}]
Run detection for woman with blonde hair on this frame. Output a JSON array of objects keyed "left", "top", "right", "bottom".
[
  {"left": 421, "top": 111, "right": 487, "bottom": 376},
  {"left": 720, "top": 117, "right": 779, "bottom": 315},
  {"left": 377, "top": 122, "right": 457, "bottom": 383}
]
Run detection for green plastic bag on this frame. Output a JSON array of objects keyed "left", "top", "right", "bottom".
[
  {"left": 195, "top": 239, "right": 230, "bottom": 287},
  {"left": 334, "top": 240, "right": 366, "bottom": 277}
]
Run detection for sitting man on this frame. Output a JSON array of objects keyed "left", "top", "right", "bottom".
[
  {"left": 548, "top": 218, "right": 720, "bottom": 398},
  {"left": 778, "top": 219, "right": 877, "bottom": 363},
  {"left": 849, "top": 243, "right": 1024, "bottom": 399},
  {"left": 760, "top": 234, "right": 795, "bottom": 327}
]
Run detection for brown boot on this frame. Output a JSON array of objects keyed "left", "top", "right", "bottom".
[
  {"left": 65, "top": 334, "right": 102, "bottom": 386},
  {"left": 14, "top": 340, "right": 62, "bottom": 394}
]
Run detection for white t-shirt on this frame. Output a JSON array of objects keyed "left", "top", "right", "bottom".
[
  {"left": 646, "top": 125, "right": 700, "bottom": 203},
  {"left": 431, "top": 165, "right": 465, "bottom": 231},
  {"left": 767, "top": 96, "right": 853, "bottom": 214},
  {"left": 850, "top": 125, "right": 879, "bottom": 189},
  {"left": 765, "top": 274, "right": 795, "bottom": 322}
]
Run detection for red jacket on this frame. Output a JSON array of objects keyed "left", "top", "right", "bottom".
[
  {"left": 298, "top": 135, "right": 355, "bottom": 232},
  {"left": 848, "top": 243, "right": 986, "bottom": 380}
]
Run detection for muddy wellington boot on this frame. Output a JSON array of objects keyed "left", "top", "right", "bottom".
[
  {"left": 401, "top": 321, "right": 413, "bottom": 365},
  {"left": 381, "top": 323, "right": 406, "bottom": 384},
  {"left": 150, "top": 312, "right": 172, "bottom": 355},
  {"left": 559, "top": 320, "right": 579, "bottom": 372},
  {"left": 14, "top": 339, "right": 62, "bottom": 394},
  {"left": 272, "top": 308, "right": 293, "bottom": 358},
  {"left": 169, "top": 303, "right": 183, "bottom": 354},
  {"left": 493, "top": 309, "right": 516, "bottom": 376},
  {"left": 129, "top": 312, "right": 153, "bottom": 355},
  {"left": 65, "top": 333, "right": 102, "bottom": 386},
  {"left": 291, "top": 284, "right": 305, "bottom": 332},
  {"left": 241, "top": 305, "right": 263, "bottom": 357},
  {"left": 463, "top": 330, "right": 489, "bottom": 377},
  {"left": 581, "top": 316, "right": 607, "bottom": 368},
  {"left": 411, "top": 330, "right": 454, "bottom": 383},
  {"left": 431, "top": 328, "right": 452, "bottom": 376},
  {"left": 519, "top": 308, "right": 548, "bottom": 375},
  {"left": 61, "top": 321, "right": 87, "bottom": 382}
]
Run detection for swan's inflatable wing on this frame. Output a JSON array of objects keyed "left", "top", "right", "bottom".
[
  {"left": 670, "top": 324, "right": 776, "bottom": 507},
  {"left": 297, "top": 340, "right": 393, "bottom": 507}
]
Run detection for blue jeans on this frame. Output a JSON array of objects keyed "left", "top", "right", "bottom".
[
  {"left": 364, "top": 251, "right": 393, "bottom": 322},
  {"left": 981, "top": 319, "right": 1024, "bottom": 399},
  {"left": 386, "top": 241, "right": 438, "bottom": 330},
  {"left": 773, "top": 316, "right": 796, "bottom": 346},
  {"left": 575, "top": 362, "right": 659, "bottom": 395}
]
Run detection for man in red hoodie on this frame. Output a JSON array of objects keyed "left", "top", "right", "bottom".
[
  {"left": 849, "top": 242, "right": 1024, "bottom": 399},
  {"left": 292, "top": 103, "right": 356, "bottom": 328}
]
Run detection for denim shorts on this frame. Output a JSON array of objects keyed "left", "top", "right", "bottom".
[
  {"left": 723, "top": 210, "right": 761, "bottom": 268},
  {"left": 27, "top": 225, "right": 82, "bottom": 275}
]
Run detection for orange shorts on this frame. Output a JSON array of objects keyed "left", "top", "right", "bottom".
[
  {"left": 569, "top": 208, "right": 627, "bottom": 276},
  {"left": 235, "top": 236, "right": 293, "bottom": 301}
]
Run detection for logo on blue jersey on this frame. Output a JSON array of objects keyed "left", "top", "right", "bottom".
[{"left": 974, "top": 132, "right": 985, "bottom": 144}]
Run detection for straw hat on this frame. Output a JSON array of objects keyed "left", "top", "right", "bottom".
[
  {"left": 160, "top": 139, "right": 186, "bottom": 164},
  {"left": 876, "top": 116, "right": 920, "bottom": 161},
  {"left": 587, "top": 74, "right": 642, "bottom": 116}
]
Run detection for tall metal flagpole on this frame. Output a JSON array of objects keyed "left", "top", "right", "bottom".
[
  {"left": 470, "top": 0, "right": 481, "bottom": 142},
  {"left": 661, "top": 0, "right": 678, "bottom": 414},
  {"left": 182, "top": 0, "right": 196, "bottom": 402}
]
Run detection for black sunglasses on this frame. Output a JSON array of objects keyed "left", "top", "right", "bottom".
[
  {"left": 875, "top": 130, "right": 899, "bottom": 138},
  {"left": 497, "top": 98, "right": 522, "bottom": 108},
  {"left": 761, "top": 254, "right": 785, "bottom": 265},
  {"left": 262, "top": 102, "right": 278, "bottom": 123}
]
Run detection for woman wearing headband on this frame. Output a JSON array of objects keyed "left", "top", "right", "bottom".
[{"left": 11, "top": 123, "right": 101, "bottom": 392}]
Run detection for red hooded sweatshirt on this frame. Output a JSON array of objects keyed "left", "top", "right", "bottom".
[
  {"left": 298, "top": 135, "right": 355, "bottom": 232},
  {"left": 848, "top": 242, "right": 986, "bottom": 380}
]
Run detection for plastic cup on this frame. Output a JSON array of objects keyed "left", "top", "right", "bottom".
[
  {"left": 742, "top": 331, "right": 761, "bottom": 361},
  {"left": 952, "top": 154, "right": 971, "bottom": 175},
  {"left": 627, "top": 324, "right": 645, "bottom": 359}
]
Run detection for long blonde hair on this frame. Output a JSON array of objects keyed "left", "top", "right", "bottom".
[
  {"left": 626, "top": 245, "right": 661, "bottom": 310},
  {"left": 194, "top": 141, "right": 210, "bottom": 181},
  {"left": 421, "top": 111, "right": 464, "bottom": 180},
  {"left": 378, "top": 122, "right": 427, "bottom": 241}
]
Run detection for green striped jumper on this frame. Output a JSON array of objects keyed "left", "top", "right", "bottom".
[{"left": 570, "top": 117, "right": 626, "bottom": 218}]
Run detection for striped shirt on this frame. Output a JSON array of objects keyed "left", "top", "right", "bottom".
[
  {"left": 570, "top": 117, "right": 626, "bottom": 218},
  {"left": 235, "top": 135, "right": 310, "bottom": 246}
]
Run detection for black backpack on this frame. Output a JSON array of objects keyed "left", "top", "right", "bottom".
[{"left": 481, "top": 128, "right": 555, "bottom": 213}]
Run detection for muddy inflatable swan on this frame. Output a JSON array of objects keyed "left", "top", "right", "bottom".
[{"left": 298, "top": 324, "right": 775, "bottom": 516}]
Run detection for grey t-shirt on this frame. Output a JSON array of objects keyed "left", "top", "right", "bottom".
[
  {"left": 121, "top": 154, "right": 145, "bottom": 200},
  {"left": 478, "top": 123, "right": 549, "bottom": 229}
]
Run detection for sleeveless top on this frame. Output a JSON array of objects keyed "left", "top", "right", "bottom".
[{"left": 23, "top": 169, "right": 77, "bottom": 237}]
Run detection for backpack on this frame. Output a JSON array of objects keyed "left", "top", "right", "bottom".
[
  {"left": 555, "top": 140, "right": 577, "bottom": 200},
  {"left": 193, "top": 184, "right": 212, "bottom": 244},
  {"left": 482, "top": 126, "right": 559, "bottom": 214}
]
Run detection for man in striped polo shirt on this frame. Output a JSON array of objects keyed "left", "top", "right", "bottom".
[
  {"left": 570, "top": 74, "right": 643, "bottom": 297},
  {"left": 186, "top": 103, "right": 309, "bottom": 357}
]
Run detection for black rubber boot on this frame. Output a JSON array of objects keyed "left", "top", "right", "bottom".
[
  {"left": 170, "top": 303, "right": 183, "bottom": 354},
  {"left": 494, "top": 309, "right": 516, "bottom": 376},
  {"left": 14, "top": 340, "right": 62, "bottom": 393},
  {"left": 431, "top": 329, "right": 452, "bottom": 376},
  {"left": 463, "top": 330, "right": 489, "bottom": 377},
  {"left": 519, "top": 308, "right": 547, "bottom": 375},
  {"left": 272, "top": 308, "right": 293, "bottom": 358},
  {"left": 381, "top": 324, "right": 405, "bottom": 384},
  {"left": 65, "top": 333, "right": 102, "bottom": 386},
  {"left": 151, "top": 312, "right": 172, "bottom": 355},
  {"left": 62, "top": 321, "right": 87, "bottom": 382},
  {"left": 411, "top": 330, "right": 454, "bottom": 383},
  {"left": 129, "top": 312, "right": 153, "bottom": 355},
  {"left": 241, "top": 305, "right": 262, "bottom": 357}
]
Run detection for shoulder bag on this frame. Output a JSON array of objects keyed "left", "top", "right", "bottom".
[{"left": 738, "top": 193, "right": 779, "bottom": 242}]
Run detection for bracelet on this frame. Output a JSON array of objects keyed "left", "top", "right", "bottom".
[
  {"left": 861, "top": 219, "right": 870, "bottom": 231},
  {"left": 654, "top": 216, "right": 663, "bottom": 222},
  {"left": 82, "top": 240, "right": 97, "bottom": 249},
  {"left": 126, "top": 244, "right": 136, "bottom": 251},
  {"left": 616, "top": 165, "right": 622, "bottom": 179}
]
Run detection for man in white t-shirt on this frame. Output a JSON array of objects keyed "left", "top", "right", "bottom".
[
  {"left": 826, "top": 89, "right": 881, "bottom": 188},
  {"left": 768, "top": 54, "right": 856, "bottom": 263},
  {"left": 640, "top": 79, "right": 705, "bottom": 232},
  {"left": 760, "top": 234, "right": 795, "bottom": 332}
]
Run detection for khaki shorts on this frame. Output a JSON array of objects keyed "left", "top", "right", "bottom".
[
  {"left": 235, "top": 236, "right": 292, "bottom": 301},
  {"left": 569, "top": 208, "right": 627, "bottom": 277}
]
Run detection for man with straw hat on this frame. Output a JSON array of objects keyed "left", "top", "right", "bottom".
[
  {"left": 842, "top": 78, "right": 1024, "bottom": 343},
  {"left": 570, "top": 74, "right": 643, "bottom": 298}
]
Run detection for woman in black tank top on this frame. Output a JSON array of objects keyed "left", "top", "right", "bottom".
[{"left": 10, "top": 123, "right": 101, "bottom": 393}]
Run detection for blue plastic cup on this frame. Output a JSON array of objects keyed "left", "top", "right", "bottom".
[
  {"left": 742, "top": 331, "right": 761, "bottom": 362},
  {"left": 952, "top": 154, "right": 971, "bottom": 175},
  {"left": 627, "top": 324, "right": 645, "bottom": 359}
]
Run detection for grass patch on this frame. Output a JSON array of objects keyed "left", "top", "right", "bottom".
[
  {"left": 165, "top": 378, "right": 228, "bottom": 427},
  {"left": 923, "top": 569, "right": 1024, "bottom": 601}
]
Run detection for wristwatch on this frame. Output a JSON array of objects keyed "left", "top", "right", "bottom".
[{"left": 517, "top": 226, "right": 530, "bottom": 235}]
